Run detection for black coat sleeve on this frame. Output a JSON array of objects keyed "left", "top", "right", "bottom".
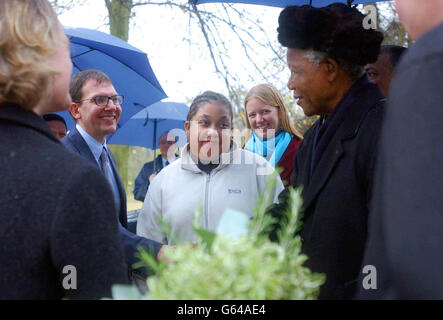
[{"left": 50, "top": 166, "right": 128, "bottom": 299}]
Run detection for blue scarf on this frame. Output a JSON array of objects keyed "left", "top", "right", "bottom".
[{"left": 245, "top": 129, "right": 293, "bottom": 167}]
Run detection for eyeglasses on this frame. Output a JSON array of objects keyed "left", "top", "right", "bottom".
[{"left": 77, "top": 95, "right": 124, "bottom": 107}]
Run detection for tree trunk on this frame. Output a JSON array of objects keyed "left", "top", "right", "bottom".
[
  {"left": 105, "top": 0, "right": 132, "bottom": 42},
  {"left": 104, "top": 0, "right": 134, "bottom": 194}
]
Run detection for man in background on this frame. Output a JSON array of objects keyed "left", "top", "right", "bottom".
[
  {"left": 365, "top": 45, "right": 407, "bottom": 97},
  {"left": 43, "top": 113, "right": 68, "bottom": 140},
  {"left": 133, "top": 131, "right": 178, "bottom": 202}
]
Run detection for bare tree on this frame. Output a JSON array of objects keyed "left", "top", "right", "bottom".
[{"left": 51, "top": 0, "right": 85, "bottom": 14}]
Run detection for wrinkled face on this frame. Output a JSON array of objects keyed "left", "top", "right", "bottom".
[
  {"left": 159, "top": 133, "right": 178, "bottom": 159},
  {"left": 46, "top": 120, "right": 67, "bottom": 140},
  {"left": 185, "top": 102, "right": 232, "bottom": 163},
  {"left": 365, "top": 53, "right": 392, "bottom": 97},
  {"left": 286, "top": 48, "right": 332, "bottom": 116},
  {"left": 246, "top": 97, "right": 280, "bottom": 139},
  {"left": 72, "top": 79, "right": 121, "bottom": 143},
  {"left": 45, "top": 24, "right": 73, "bottom": 113}
]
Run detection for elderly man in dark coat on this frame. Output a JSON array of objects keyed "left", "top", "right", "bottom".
[
  {"left": 268, "top": 3, "right": 384, "bottom": 299},
  {"left": 357, "top": 0, "right": 443, "bottom": 299}
]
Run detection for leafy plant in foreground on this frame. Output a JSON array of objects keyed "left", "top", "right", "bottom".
[{"left": 129, "top": 172, "right": 325, "bottom": 300}]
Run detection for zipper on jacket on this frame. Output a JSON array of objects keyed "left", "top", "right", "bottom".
[{"left": 204, "top": 172, "right": 211, "bottom": 229}]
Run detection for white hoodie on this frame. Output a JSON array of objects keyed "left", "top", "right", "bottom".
[{"left": 136, "top": 142, "right": 284, "bottom": 245}]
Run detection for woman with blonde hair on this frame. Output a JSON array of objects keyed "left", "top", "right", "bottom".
[
  {"left": 244, "top": 83, "right": 302, "bottom": 186},
  {"left": 0, "top": 0, "right": 127, "bottom": 299}
]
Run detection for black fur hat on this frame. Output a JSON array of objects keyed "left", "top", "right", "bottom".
[{"left": 277, "top": 3, "right": 383, "bottom": 66}]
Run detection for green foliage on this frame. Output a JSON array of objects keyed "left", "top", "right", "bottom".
[{"left": 133, "top": 175, "right": 325, "bottom": 300}]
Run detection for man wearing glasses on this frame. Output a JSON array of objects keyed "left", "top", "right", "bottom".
[{"left": 62, "top": 69, "right": 165, "bottom": 280}]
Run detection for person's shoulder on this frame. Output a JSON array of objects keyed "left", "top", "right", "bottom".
[
  {"left": 142, "top": 159, "right": 155, "bottom": 169},
  {"left": 153, "top": 157, "right": 183, "bottom": 181},
  {"left": 238, "top": 148, "right": 268, "bottom": 165},
  {"left": 362, "top": 91, "right": 386, "bottom": 126},
  {"left": 286, "top": 135, "right": 302, "bottom": 153},
  {"left": 236, "top": 149, "right": 276, "bottom": 177},
  {"left": 303, "top": 119, "right": 320, "bottom": 140},
  {"left": 61, "top": 129, "right": 82, "bottom": 153},
  {"left": 162, "top": 157, "right": 182, "bottom": 174},
  {"left": 54, "top": 144, "right": 101, "bottom": 177}
]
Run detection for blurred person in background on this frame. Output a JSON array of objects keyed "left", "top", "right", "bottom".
[
  {"left": 0, "top": 0, "right": 127, "bottom": 299},
  {"left": 43, "top": 113, "right": 68, "bottom": 140},
  {"left": 244, "top": 84, "right": 303, "bottom": 187},
  {"left": 133, "top": 131, "right": 178, "bottom": 202},
  {"left": 365, "top": 45, "right": 408, "bottom": 97},
  {"left": 358, "top": 0, "right": 443, "bottom": 299}
]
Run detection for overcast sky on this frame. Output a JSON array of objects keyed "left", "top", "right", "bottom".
[{"left": 58, "top": 2, "right": 283, "bottom": 104}]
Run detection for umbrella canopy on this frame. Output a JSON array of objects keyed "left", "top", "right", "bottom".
[
  {"left": 57, "top": 27, "right": 167, "bottom": 130},
  {"left": 194, "top": 0, "right": 386, "bottom": 7},
  {"left": 107, "top": 101, "right": 189, "bottom": 150}
]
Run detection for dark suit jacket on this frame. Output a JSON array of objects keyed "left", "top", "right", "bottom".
[
  {"left": 357, "top": 23, "right": 443, "bottom": 299},
  {"left": 0, "top": 103, "right": 127, "bottom": 299},
  {"left": 62, "top": 127, "right": 162, "bottom": 275},
  {"left": 62, "top": 126, "right": 127, "bottom": 227},
  {"left": 270, "top": 79, "right": 385, "bottom": 299},
  {"left": 133, "top": 155, "right": 164, "bottom": 202}
]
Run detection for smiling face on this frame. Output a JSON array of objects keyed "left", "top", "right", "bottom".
[
  {"left": 246, "top": 97, "right": 280, "bottom": 139},
  {"left": 286, "top": 48, "right": 335, "bottom": 116},
  {"left": 70, "top": 79, "right": 121, "bottom": 143},
  {"left": 185, "top": 102, "right": 232, "bottom": 163}
]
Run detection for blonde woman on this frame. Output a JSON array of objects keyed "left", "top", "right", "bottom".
[
  {"left": 244, "top": 84, "right": 303, "bottom": 186},
  {"left": 0, "top": 0, "right": 127, "bottom": 299}
]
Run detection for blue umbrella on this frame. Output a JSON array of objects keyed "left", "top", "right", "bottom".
[
  {"left": 194, "top": 0, "right": 386, "bottom": 7},
  {"left": 57, "top": 27, "right": 167, "bottom": 130},
  {"left": 107, "top": 101, "right": 189, "bottom": 151}
]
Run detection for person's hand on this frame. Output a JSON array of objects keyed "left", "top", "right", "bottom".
[
  {"left": 149, "top": 172, "right": 157, "bottom": 183},
  {"left": 156, "top": 245, "right": 175, "bottom": 263}
]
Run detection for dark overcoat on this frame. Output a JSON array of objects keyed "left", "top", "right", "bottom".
[
  {"left": 271, "top": 79, "right": 385, "bottom": 299},
  {"left": 0, "top": 104, "right": 127, "bottom": 299},
  {"left": 133, "top": 155, "right": 164, "bottom": 202},
  {"left": 357, "top": 23, "right": 443, "bottom": 299}
]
